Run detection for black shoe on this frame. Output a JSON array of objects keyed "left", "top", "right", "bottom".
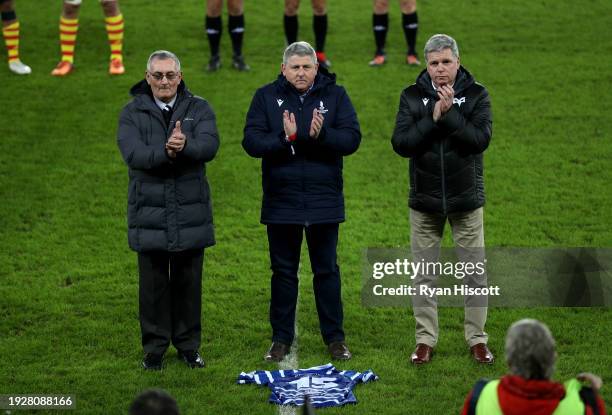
[
  {"left": 142, "top": 353, "right": 163, "bottom": 370},
  {"left": 232, "top": 55, "right": 250, "bottom": 71},
  {"left": 207, "top": 55, "right": 221, "bottom": 72},
  {"left": 264, "top": 342, "right": 290, "bottom": 362},
  {"left": 178, "top": 350, "right": 206, "bottom": 368},
  {"left": 328, "top": 341, "right": 352, "bottom": 360}
]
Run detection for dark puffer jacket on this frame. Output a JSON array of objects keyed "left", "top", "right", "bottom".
[
  {"left": 117, "top": 80, "right": 219, "bottom": 252},
  {"left": 243, "top": 68, "right": 361, "bottom": 225},
  {"left": 392, "top": 66, "right": 492, "bottom": 214}
]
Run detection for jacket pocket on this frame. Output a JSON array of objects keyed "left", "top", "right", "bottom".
[
  {"left": 410, "top": 163, "right": 419, "bottom": 193},
  {"left": 127, "top": 179, "right": 140, "bottom": 225},
  {"left": 128, "top": 179, "right": 138, "bottom": 205},
  {"left": 200, "top": 179, "right": 211, "bottom": 204},
  {"left": 472, "top": 159, "right": 476, "bottom": 202}
]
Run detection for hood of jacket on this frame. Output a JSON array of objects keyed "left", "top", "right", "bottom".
[
  {"left": 273, "top": 65, "right": 337, "bottom": 96},
  {"left": 497, "top": 375, "right": 566, "bottom": 415},
  {"left": 415, "top": 65, "right": 475, "bottom": 98}
]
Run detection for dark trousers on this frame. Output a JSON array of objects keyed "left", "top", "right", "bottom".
[
  {"left": 137, "top": 249, "right": 204, "bottom": 354},
  {"left": 267, "top": 223, "right": 345, "bottom": 345}
]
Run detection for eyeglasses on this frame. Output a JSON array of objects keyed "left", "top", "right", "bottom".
[{"left": 149, "top": 72, "right": 179, "bottom": 81}]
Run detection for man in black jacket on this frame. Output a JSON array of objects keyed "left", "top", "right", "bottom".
[
  {"left": 117, "top": 50, "right": 220, "bottom": 370},
  {"left": 392, "top": 34, "right": 493, "bottom": 365},
  {"left": 243, "top": 41, "right": 361, "bottom": 362}
]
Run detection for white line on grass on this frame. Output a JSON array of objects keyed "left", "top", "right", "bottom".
[{"left": 277, "top": 264, "right": 300, "bottom": 415}]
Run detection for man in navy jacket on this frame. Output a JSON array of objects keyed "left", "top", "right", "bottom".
[{"left": 243, "top": 41, "right": 361, "bottom": 362}]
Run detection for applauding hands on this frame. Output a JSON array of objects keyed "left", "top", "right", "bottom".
[
  {"left": 166, "top": 121, "right": 186, "bottom": 158},
  {"left": 309, "top": 108, "right": 324, "bottom": 139},
  {"left": 282, "top": 108, "right": 325, "bottom": 141},
  {"left": 433, "top": 84, "right": 454, "bottom": 122},
  {"left": 283, "top": 110, "right": 297, "bottom": 139}
]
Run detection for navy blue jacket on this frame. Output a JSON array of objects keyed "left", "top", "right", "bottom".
[{"left": 243, "top": 68, "right": 361, "bottom": 225}]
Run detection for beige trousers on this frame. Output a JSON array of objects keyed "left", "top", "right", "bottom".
[{"left": 410, "top": 207, "right": 488, "bottom": 347}]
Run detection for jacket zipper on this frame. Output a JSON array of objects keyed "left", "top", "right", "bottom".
[
  {"left": 298, "top": 99, "right": 308, "bottom": 226},
  {"left": 440, "top": 140, "right": 447, "bottom": 214}
]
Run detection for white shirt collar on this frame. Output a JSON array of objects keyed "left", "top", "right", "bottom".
[{"left": 153, "top": 95, "right": 177, "bottom": 111}]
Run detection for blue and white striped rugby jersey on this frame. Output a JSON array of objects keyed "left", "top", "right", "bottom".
[{"left": 237, "top": 363, "right": 378, "bottom": 408}]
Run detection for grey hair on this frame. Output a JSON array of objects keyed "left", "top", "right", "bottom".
[
  {"left": 147, "top": 50, "right": 181, "bottom": 72},
  {"left": 424, "top": 34, "right": 459, "bottom": 60},
  {"left": 283, "top": 41, "right": 317, "bottom": 65},
  {"left": 505, "top": 319, "right": 556, "bottom": 380}
]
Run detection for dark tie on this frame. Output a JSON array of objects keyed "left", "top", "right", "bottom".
[{"left": 162, "top": 104, "right": 173, "bottom": 127}]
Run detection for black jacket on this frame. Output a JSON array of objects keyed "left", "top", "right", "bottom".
[
  {"left": 243, "top": 68, "right": 361, "bottom": 225},
  {"left": 117, "top": 80, "right": 219, "bottom": 252},
  {"left": 392, "top": 66, "right": 492, "bottom": 214}
]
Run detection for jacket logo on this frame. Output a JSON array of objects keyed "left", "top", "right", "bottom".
[
  {"left": 276, "top": 99, "right": 284, "bottom": 107},
  {"left": 453, "top": 97, "right": 466, "bottom": 107},
  {"left": 317, "top": 101, "right": 329, "bottom": 114},
  {"left": 422, "top": 98, "right": 429, "bottom": 106}
]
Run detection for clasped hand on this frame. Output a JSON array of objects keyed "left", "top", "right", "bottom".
[
  {"left": 433, "top": 84, "right": 454, "bottom": 122},
  {"left": 166, "top": 121, "right": 185, "bottom": 158}
]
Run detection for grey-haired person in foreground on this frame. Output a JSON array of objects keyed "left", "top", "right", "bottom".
[{"left": 461, "top": 319, "right": 606, "bottom": 414}]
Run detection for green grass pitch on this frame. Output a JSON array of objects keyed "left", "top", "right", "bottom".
[{"left": 1, "top": 0, "right": 611, "bottom": 413}]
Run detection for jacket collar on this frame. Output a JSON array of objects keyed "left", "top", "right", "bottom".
[
  {"left": 415, "top": 65, "right": 475, "bottom": 97},
  {"left": 494, "top": 375, "right": 567, "bottom": 415},
  {"left": 129, "top": 79, "right": 191, "bottom": 111},
  {"left": 275, "top": 65, "right": 336, "bottom": 96},
  {"left": 500, "top": 375, "right": 566, "bottom": 400}
]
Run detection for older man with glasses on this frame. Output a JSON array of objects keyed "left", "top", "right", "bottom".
[{"left": 117, "top": 50, "right": 220, "bottom": 371}]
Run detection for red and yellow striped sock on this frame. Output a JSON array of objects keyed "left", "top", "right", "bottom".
[
  {"left": 105, "top": 13, "right": 124, "bottom": 62},
  {"left": 3, "top": 21, "right": 20, "bottom": 64},
  {"left": 59, "top": 16, "right": 78, "bottom": 63}
]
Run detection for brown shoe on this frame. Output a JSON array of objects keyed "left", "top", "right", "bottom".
[
  {"left": 470, "top": 343, "right": 494, "bottom": 364},
  {"left": 264, "top": 342, "right": 290, "bottom": 362},
  {"left": 328, "top": 341, "right": 352, "bottom": 360},
  {"left": 410, "top": 343, "right": 433, "bottom": 364}
]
